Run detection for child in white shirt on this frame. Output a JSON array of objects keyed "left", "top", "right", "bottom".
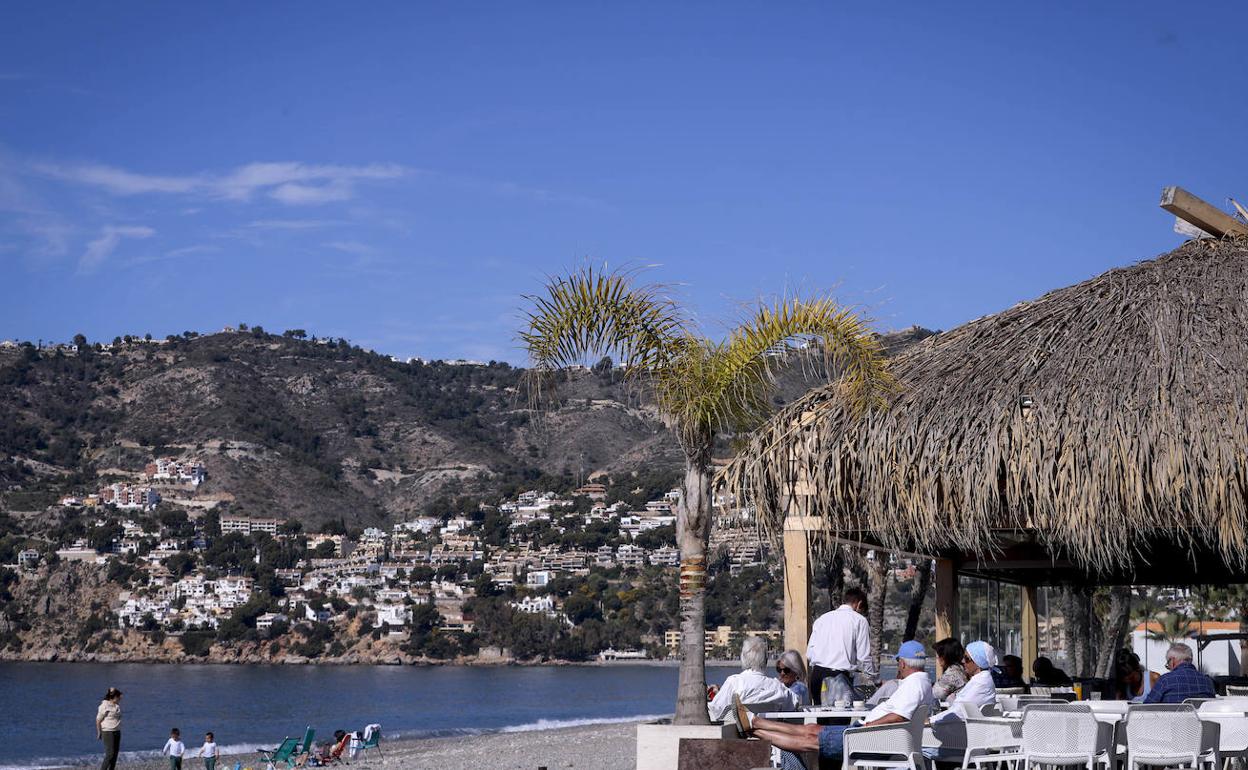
[
  {"left": 162, "top": 728, "right": 186, "bottom": 770},
  {"left": 197, "top": 732, "right": 219, "bottom": 770}
]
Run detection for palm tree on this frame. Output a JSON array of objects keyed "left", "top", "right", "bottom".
[
  {"left": 521, "top": 266, "right": 895, "bottom": 724},
  {"left": 1146, "top": 611, "right": 1194, "bottom": 647}
]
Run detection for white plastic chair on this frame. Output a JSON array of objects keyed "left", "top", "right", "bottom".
[
  {"left": 1196, "top": 702, "right": 1248, "bottom": 768},
  {"left": 1125, "top": 703, "right": 1219, "bottom": 770},
  {"left": 1021, "top": 704, "right": 1111, "bottom": 770},
  {"left": 844, "top": 704, "right": 929, "bottom": 770},
  {"left": 961, "top": 713, "right": 1024, "bottom": 770}
]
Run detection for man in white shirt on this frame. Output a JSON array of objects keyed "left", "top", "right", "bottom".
[
  {"left": 737, "top": 640, "right": 933, "bottom": 760},
  {"left": 709, "top": 636, "right": 799, "bottom": 721},
  {"left": 806, "top": 586, "right": 876, "bottom": 704}
]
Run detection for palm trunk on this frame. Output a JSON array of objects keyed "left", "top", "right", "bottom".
[
  {"left": 1094, "top": 586, "right": 1132, "bottom": 678},
  {"left": 1063, "top": 586, "right": 1094, "bottom": 677},
  {"left": 673, "top": 457, "right": 713, "bottom": 725},
  {"left": 904, "top": 560, "right": 933, "bottom": 641},
  {"left": 866, "top": 553, "right": 889, "bottom": 670},
  {"left": 825, "top": 548, "right": 845, "bottom": 613}
]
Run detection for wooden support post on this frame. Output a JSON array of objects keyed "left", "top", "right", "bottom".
[
  {"left": 1021, "top": 584, "right": 1039, "bottom": 682},
  {"left": 1161, "top": 186, "right": 1248, "bottom": 238},
  {"left": 783, "top": 518, "right": 813, "bottom": 656},
  {"left": 933, "top": 558, "right": 959, "bottom": 674}
]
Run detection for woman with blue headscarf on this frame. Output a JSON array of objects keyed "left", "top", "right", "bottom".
[{"left": 951, "top": 640, "right": 999, "bottom": 709}]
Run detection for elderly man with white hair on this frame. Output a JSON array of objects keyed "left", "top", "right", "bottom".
[
  {"left": 708, "top": 636, "right": 799, "bottom": 722},
  {"left": 1144, "top": 642, "right": 1215, "bottom": 703},
  {"left": 735, "top": 640, "right": 933, "bottom": 760}
]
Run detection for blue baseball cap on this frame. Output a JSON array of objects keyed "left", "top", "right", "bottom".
[{"left": 895, "top": 640, "right": 927, "bottom": 660}]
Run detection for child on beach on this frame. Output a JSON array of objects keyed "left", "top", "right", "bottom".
[
  {"left": 162, "top": 728, "right": 186, "bottom": 770},
  {"left": 196, "top": 732, "right": 219, "bottom": 770}
]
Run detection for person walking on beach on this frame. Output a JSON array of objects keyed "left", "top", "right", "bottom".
[
  {"left": 196, "top": 732, "right": 219, "bottom": 770},
  {"left": 95, "top": 687, "right": 123, "bottom": 770},
  {"left": 806, "top": 587, "right": 876, "bottom": 704},
  {"left": 163, "top": 728, "right": 186, "bottom": 770}
]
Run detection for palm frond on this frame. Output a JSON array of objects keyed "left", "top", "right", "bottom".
[
  {"left": 657, "top": 296, "right": 896, "bottom": 445},
  {"left": 520, "top": 265, "right": 688, "bottom": 374}
]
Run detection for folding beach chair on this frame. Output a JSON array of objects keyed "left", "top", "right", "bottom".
[
  {"left": 292, "top": 726, "right": 316, "bottom": 762},
  {"left": 258, "top": 737, "right": 300, "bottom": 770},
  {"left": 358, "top": 724, "right": 382, "bottom": 762}
]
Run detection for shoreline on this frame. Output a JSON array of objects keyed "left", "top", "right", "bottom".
[
  {"left": 24, "top": 720, "right": 650, "bottom": 770},
  {"left": 0, "top": 657, "right": 742, "bottom": 667}
]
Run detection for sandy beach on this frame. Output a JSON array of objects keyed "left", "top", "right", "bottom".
[{"left": 113, "top": 722, "right": 639, "bottom": 770}]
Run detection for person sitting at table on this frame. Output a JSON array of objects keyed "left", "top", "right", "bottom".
[
  {"left": 1031, "top": 656, "right": 1073, "bottom": 686},
  {"left": 1144, "top": 643, "right": 1215, "bottom": 703},
  {"left": 1111, "top": 649, "right": 1158, "bottom": 702},
  {"left": 733, "top": 640, "right": 932, "bottom": 760},
  {"left": 931, "top": 638, "right": 968, "bottom": 701},
  {"left": 927, "top": 640, "right": 998, "bottom": 726},
  {"left": 991, "top": 654, "right": 1026, "bottom": 689},
  {"left": 708, "top": 635, "right": 799, "bottom": 722},
  {"left": 776, "top": 649, "right": 811, "bottom": 706}
]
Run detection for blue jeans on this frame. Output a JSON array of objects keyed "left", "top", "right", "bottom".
[{"left": 818, "top": 724, "right": 849, "bottom": 759}]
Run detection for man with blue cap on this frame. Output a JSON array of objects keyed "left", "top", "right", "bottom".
[{"left": 735, "top": 639, "right": 934, "bottom": 761}]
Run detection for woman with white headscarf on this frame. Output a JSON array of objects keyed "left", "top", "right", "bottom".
[{"left": 950, "top": 641, "right": 998, "bottom": 708}]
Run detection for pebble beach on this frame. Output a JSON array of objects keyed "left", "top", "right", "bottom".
[{"left": 110, "top": 722, "right": 639, "bottom": 770}]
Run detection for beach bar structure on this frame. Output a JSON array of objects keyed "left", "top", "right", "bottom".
[{"left": 725, "top": 237, "right": 1248, "bottom": 674}]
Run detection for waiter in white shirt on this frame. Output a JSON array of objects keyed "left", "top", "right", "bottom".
[{"left": 806, "top": 586, "right": 876, "bottom": 704}]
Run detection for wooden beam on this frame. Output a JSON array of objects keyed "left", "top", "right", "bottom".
[
  {"left": 1021, "top": 585, "right": 1039, "bottom": 684},
  {"left": 933, "top": 558, "right": 959, "bottom": 673},
  {"left": 783, "top": 521, "right": 812, "bottom": 656},
  {"left": 1161, "top": 186, "right": 1248, "bottom": 238}
]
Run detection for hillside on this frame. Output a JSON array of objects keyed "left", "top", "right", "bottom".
[{"left": 0, "top": 326, "right": 935, "bottom": 528}]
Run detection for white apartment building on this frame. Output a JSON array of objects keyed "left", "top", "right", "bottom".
[
  {"left": 146, "top": 458, "right": 206, "bottom": 485},
  {"left": 512, "top": 595, "right": 555, "bottom": 614},
  {"left": 616, "top": 544, "right": 647, "bottom": 567},
  {"left": 219, "top": 515, "right": 281, "bottom": 536},
  {"left": 376, "top": 603, "right": 411, "bottom": 629}
]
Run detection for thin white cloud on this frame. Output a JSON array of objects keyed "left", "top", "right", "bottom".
[
  {"left": 271, "top": 181, "right": 353, "bottom": 205},
  {"left": 79, "top": 225, "right": 155, "bottom": 273},
  {"left": 246, "top": 218, "right": 341, "bottom": 230},
  {"left": 323, "top": 240, "right": 374, "bottom": 255},
  {"left": 36, "top": 160, "right": 405, "bottom": 206},
  {"left": 39, "top": 163, "right": 197, "bottom": 195}
]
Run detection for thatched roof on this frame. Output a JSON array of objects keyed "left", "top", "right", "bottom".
[{"left": 724, "top": 238, "right": 1248, "bottom": 578}]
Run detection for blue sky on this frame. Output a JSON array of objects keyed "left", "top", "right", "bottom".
[{"left": 2, "top": 2, "right": 1244, "bottom": 362}]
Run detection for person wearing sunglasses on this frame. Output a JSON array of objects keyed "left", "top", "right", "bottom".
[
  {"left": 775, "top": 649, "right": 810, "bottom": 706},
  {"left": 708, "top": 636, "right": 800, "bottom": 722},
  {"left": 947, "top": 640, "right": 999, "bottom": 713}
]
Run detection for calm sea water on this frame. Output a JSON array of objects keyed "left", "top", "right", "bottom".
[{"left": 0, "top": 663, "right": 741, "bottom": 769}]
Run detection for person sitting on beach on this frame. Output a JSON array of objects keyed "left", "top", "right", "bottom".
[
  {"left": 294, "top": 730, "right": 350, "bottom": 767},
  {"left": 708, "top": 636, "right": 800, "bottom": 722},
  {"left": 735, "top": 640, "right": 932, "bottom": 760},
  {"left": 775, "top": 650, "right": 810, "bottom": 706},
  {"left": 931, "top": 638, "right": 968, "bottom": 701},
  {"left": 991, "top": 654, "right": 1026, "bottom": 689},
  {"left": 1144, "top": 643, "right": 1214, "bottom": 704},
  {"left": 1031, "top": 656, "right": 1072, "bottom": 686}
]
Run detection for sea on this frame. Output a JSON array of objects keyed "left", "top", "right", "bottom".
[{"left": 0, "top": 662, "right": 743, "bottom": 769}]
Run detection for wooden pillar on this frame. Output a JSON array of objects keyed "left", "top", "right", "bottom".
[
  {"left": 934, "top": 557, "right": 960, "bottom": 644},
  {"left": 783, "top": 517, "right": 813, "bottom": 655},
  {"left": 1021, "top": 584, "right": 1039, "bottom": 680}
]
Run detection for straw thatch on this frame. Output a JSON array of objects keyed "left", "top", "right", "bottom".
[{"left": 724, "top": 238, "right": 1248, "bottom": 575}]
